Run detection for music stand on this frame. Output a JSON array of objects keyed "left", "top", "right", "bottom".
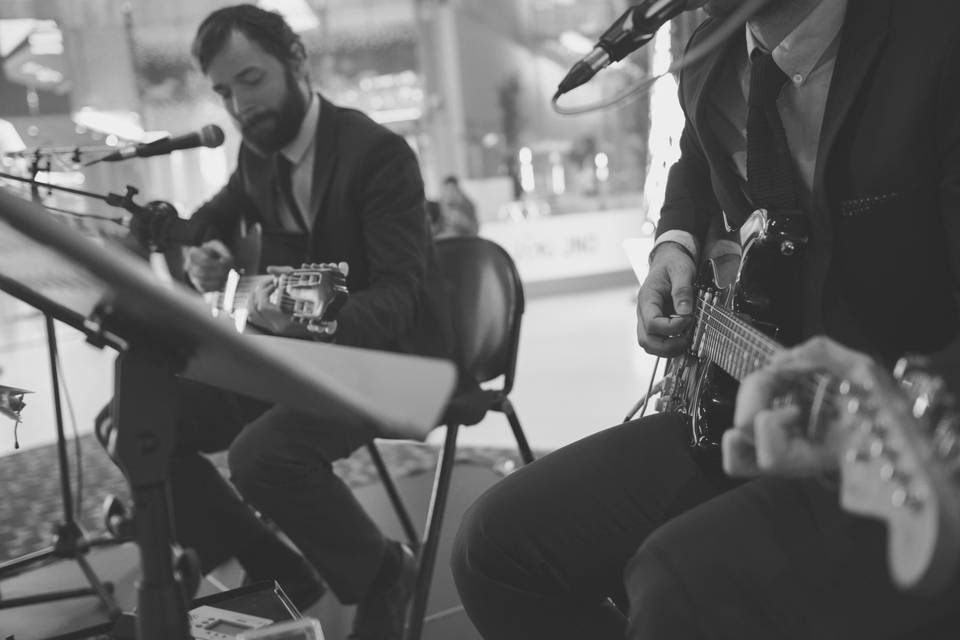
[
  {"left": 0, "top": 311, "right": 121, "bottom": 617},
  {"left": 0, "top": 187, "right": 457, "bottom": 639}
]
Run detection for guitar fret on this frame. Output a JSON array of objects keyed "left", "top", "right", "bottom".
[{"left": 696, "top": 296, "right": 781, "bottom": 382}]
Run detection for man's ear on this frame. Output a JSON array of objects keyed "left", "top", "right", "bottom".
[{"left": 289, "top": 42, "right": 308, "bottom": 76}]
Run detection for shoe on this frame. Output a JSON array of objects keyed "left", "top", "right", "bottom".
[
  {"left": 349, "top": 542, "right": 418, "bottom": 640},
  {"left": 239, "top": 536, "right": 327, "bottom": 612}
]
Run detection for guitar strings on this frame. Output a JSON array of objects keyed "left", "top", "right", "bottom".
[{"left": 693, "top": 293, "right": 851, "bottom": 426}]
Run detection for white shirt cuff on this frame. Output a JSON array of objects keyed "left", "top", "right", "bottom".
[{"left": 651, "top": 230, "right": 699, "bottom": 263}]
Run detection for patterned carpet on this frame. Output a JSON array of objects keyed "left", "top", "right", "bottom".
[{"left": 0, "top": 433, "right": 525, "bottom": 563}]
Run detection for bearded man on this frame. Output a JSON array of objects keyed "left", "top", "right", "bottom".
[{"left": 151, "top": 5, "right": 453, "bottom": 639}]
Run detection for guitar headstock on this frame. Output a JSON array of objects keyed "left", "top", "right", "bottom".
[
  {"left": 840, "top": 356, "right": 960, "bottom": 594},
  {"left": 273, "top": 262, "right": 349, "bottom": 329}
]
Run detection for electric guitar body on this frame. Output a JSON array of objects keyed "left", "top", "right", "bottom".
[{"left": 658, "top": 209, "right": 809, "bottom": 449}]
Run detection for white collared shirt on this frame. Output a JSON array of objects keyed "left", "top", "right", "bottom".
[{"left": 278, "top": 93, "right": 320, "bottom": 230}]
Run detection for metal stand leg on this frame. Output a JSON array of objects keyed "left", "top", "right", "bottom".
[
  {"left": 405, "top": 423, "right": 460, "bottom": 640},
  {"left": 367, "top": 442, "right": 421, "bottom": 551},
  {"left": 0, "top": 315, "right": 119, "bottom": 617},
  {"left": 499, "top": 398, "right": 534, "bottom": 464},
  {"left": 113, "top": 347, "right": 194, "bottom": 640}
]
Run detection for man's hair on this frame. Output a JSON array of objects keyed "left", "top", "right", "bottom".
[
  {"left": 192, "top": 4, "right": 306, "bottom": 74},
  {"left": 442, "top": 175, "right": 460, "bottom": 185}
]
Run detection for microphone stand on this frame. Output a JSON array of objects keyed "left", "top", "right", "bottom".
[
  {"left": 0, "top": 169, "right": 146, "bottom": 218},
  {"left": 0, "top": 170, "right": 184, "bottom": 252}
]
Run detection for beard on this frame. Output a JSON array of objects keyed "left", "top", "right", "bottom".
[
  {"left": 702, "top": 0, "right": 778, "bottom": 17},
  {"left": 238, "top": 70, "right": 308, "bottom": 154}
]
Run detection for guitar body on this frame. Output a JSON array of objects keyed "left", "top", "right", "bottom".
[{"left": 658, "top": 209, "right": 808, "bottom": 449}]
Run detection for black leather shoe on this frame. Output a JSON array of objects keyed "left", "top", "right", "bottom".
[{"left": 349, "top": 543, "right": 417, "bottom": 640}]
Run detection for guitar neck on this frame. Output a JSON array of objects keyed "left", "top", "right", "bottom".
[
  {"left": 208, "top": 274, "right": 303, "bottom": 315},
  {"left": 693, "top": 292, "right": 783, "bottom": 382}
]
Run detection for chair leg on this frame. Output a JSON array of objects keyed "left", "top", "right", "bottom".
[
  {"left": 366, "top": 442, "right": 420, "bottom": 551},
  {"left": 499, "top": 398, "right": 535, "bottom": 464},
  {"left": 405, "top": 423, "right": 460, "bottom": 640}
]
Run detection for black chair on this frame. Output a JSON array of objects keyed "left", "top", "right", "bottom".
[{"left": 365, "top": 235, "right": 535, "bottom": 640}]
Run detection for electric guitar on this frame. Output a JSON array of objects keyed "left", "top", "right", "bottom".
[
  {"left": 656, "top": 208, "right": 809, "bottom": 448},
  {"left": 651, "top": 210, "right": 960, "bottom": 592},
  {"left": 838, "top": 357, "right": 960, "bottom": 595}
]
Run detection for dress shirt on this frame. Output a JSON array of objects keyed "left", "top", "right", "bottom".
[
  {"left": 654, "top": 0, "right": 846, "bottom": 260},
  {"left": 278, "top": 92, "right": 320, "bottom": 231}
]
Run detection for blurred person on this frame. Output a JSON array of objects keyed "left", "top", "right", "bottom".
[
  {"left": 436, "top": 174, "right": 479, "bottom": 237},
  {"left": 104, "top": 5, "right": 455, "bottom": 638},
  {"left": 451, "top": 0, "right": 960, "bottom": 639},
  {"left": 425, "top": 199, "right": 444, "bottom": 237}
]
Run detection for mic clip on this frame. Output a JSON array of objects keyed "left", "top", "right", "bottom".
[{"left": 105, "top": 186, "right": 180, "bottom": 252}]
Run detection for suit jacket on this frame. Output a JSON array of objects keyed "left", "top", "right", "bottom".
[
  {"left": 189, "top": 96, "right": 453, "bottom": 360},
  {"left": 658, "top": 0, "right": 960, "bottom": 364}
]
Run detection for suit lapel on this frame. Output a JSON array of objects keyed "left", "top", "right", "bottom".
[
  {"left": 812, "top": 0, "right": 892, "bottom": 224},
  {"left": 688, "top": 22, "right": 753, "bottom": 230},
  {"left": 309, "top": 95, "right": 339, "bottom": 233}
]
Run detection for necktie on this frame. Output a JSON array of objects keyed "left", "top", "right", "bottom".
[
  {"left": 746, "top": 51, "right": 797, "bottom": 210},
  {"left": 276, "top": 154, "right": 308, "bottom": 232}
]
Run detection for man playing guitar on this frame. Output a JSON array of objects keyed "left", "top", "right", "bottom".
[
  {"left": 103, "top": 6, "right": 454, "bottom": 639},
  {"left": 452, "top": 0, "right": 960, "bottom": 638}
]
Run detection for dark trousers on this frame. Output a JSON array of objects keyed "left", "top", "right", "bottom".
[
  {"left": 169, "top": 379, "right": 386, "bottom": 603},
  {"left": 451, "top": 413, "right": 960, "bottom": 639}
]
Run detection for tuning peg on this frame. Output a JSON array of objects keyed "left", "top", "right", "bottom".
[
  {"left": 891, "top": 485, "right": 924, "bottom": 511},
  {"left": 894, "top": 356, "right": 955, "bottom": 424},
  {"left": 879, "top": 462, "right": 907, "bottom": 483},
  {"left": 893, "top": 355, "right": 932, "bottom": 382},
  {"left": 845, "top": 446, "right": 871, "bottom": 464},
  {"left": 935, "top": 426, "right": 960, "bottom": 460}
]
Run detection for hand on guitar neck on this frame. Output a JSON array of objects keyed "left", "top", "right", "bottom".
[
  {"left": 636, "top": 241, "right": 697, "bottom": 356},
  {"left": 722, "top": 336, "right": 891, "bottom": 478},
  {"left": 721, "top": 335, "right": 960, "bottom": 594},
  {"left": 185, "top": 236, "right": 350, "bottom": 340},
  {"left": 246, "top": 262, "right": 349, "bottom": 339}
]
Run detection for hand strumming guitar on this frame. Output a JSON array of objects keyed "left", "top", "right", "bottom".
[
  {"left": 184, "top": 239, "right": 234, "bottom": 292},
  {"left": 247, "top": 262, "right": 349, "bottom": 340},
  {"left": 722, "top": 336, "right": 894, "bottom": 478},
  {"left": 635, "top": 241, "right": 696, "bottom": 357}
]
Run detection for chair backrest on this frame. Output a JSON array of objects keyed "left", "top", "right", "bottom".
[{"left": 435, "top": 236, "right": 524, "bottom": 394}]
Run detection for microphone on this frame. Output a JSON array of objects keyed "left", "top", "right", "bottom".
[
  {"left": 554, "top": 0, "right": 705, "bottom": 100},
  {"left": 98, "top": 124, "right": 225, "bottom": 163}
]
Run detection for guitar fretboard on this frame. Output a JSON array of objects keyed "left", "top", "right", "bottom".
[
  {"left": 209, "top": 272, "right": 325, "bottom": 315},
  {"left": 694, "top": 292, "right": 782, "bottom": 382}
]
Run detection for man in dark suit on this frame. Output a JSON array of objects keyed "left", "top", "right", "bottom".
[
  {"left": 451, "top": 0, "right": 960, "bottom": 638},
  {"left": 162, "top": 6, "right": 451, "bottom": 639}
]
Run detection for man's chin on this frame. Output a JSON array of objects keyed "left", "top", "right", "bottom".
[{"left": 241, "top": 126, "right": 286, "bottom": 155}]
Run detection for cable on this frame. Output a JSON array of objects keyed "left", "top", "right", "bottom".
[
  {"left": 55, "top": 348, "right": 83, "bottom": 521},
  {"left": 41, "top": 204, "right": 127, "bottom": 226},
  {"left": 552, "top": 0, "right": 771, "bottom": 116},
  {"left": 624, "top": 355, "right": 663, "bottom": 422}
]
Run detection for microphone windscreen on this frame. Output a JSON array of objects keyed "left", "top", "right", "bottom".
[{"left": 199, "top": 124, "right": 226, "bottom": 148}]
